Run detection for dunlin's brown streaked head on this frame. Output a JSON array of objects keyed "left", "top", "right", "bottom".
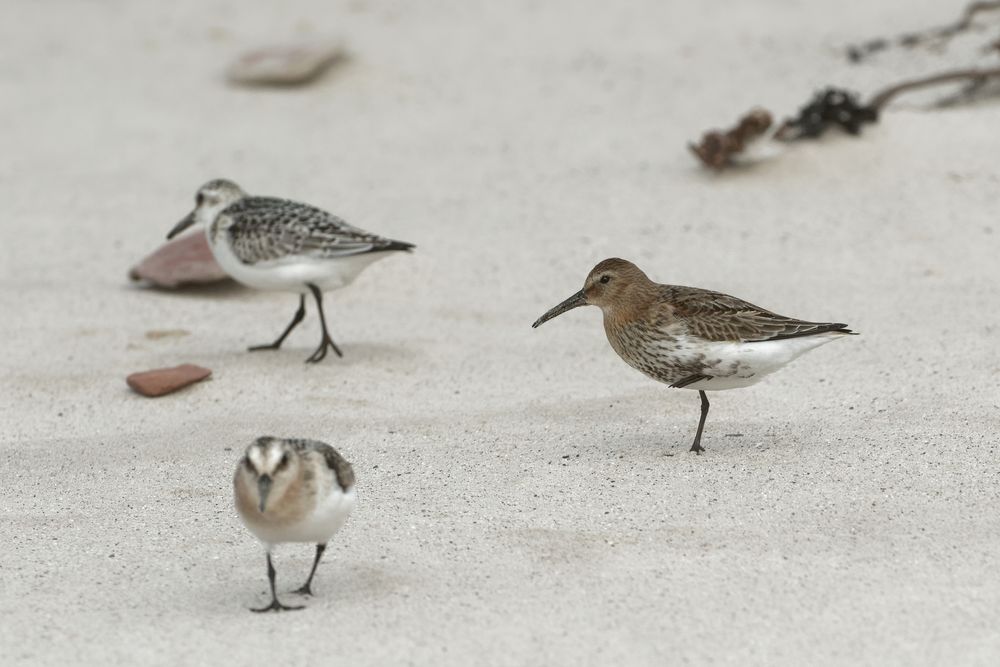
[
  {"left": 234, "top": 436, "right": 356, "bottom": 612},
  {"left": 533, "top": 258, "right": 857, "bottom": 453},
  {"left": 532, "top": 258, "right": 658, "bottom": 328}
]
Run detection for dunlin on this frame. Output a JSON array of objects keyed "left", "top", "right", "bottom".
[
  {"left": 234, "top": 436, "right": 356, "bottom": 612},
  {"left": 169, "top": 179, "right": 414, "bottom": 363},
  {"left": 532, "top": 258, "right": 856, "bottom": 453}
]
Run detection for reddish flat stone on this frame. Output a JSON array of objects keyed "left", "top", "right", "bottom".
[
  {"left": 129, "top": 230, "right": 229, "bottom": 288},
  {"left": 127, "top": 364, "right": 212, "bottom": 397}
]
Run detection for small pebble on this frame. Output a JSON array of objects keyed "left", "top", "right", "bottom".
[
  {"left": 129, "top": 231, "right": 229, "bottom": 288},
  {"left": 145, "top": 329, "right": 191, "bottom": 340},
  {"left": 226, "top": 41, "right": 346, "bottom": 87},
  {"left": 127, "top": 364, "right": 212, "bottom": 397}
]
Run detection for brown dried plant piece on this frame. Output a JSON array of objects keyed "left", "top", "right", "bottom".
[{"left": 689, "top": 108, "right": 773, "bottom": 170}]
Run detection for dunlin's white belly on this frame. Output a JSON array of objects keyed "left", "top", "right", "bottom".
[{"left": 660, "top": 333, "right": 844, "bottom": 391}]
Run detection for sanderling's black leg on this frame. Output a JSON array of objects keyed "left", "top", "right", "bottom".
[
  {"left": 249, "top": 294, "right": 307, "bottom": 351},
  {"left": 251, "top": 552, "right": 304, "bottom": 613},
  {"left": 293, "top": 543, "right": 327, "bottom": 596},
  {"left": 690, "top": 390, "right": 710, "bottom": 454},
  {"left": 305, "top": 284, "right": 343, "bottom": 363}
]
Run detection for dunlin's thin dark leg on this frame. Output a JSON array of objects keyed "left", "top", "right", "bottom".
[
  {"left": 305, "top": 283, "right": 343, "bottom": 363},
  {"left": 293, "top": 543, "right": 327, "bottom": 596},
  {"left": 249, "top": 295, "right": 306, "bottom": 351},
  {"left": 251, "top": 552, "right": 304, "bottom": 613},
  {"left": 690, "top": 390, "right": 710, "bottom": 454}
]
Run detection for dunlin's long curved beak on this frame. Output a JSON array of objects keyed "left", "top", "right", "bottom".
[
  {"left": 532, "top": 290, "right": 587, "bottom": 328},
  {"left": 167, "top": 211, "right": 196, "bottom": 240},
  {"left": 257, "top": 475, "right": 273, "bottom": 513}
]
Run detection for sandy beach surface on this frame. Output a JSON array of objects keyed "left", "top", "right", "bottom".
[{"left": 2, "top": 1, "right": 999, "bottom": 664}]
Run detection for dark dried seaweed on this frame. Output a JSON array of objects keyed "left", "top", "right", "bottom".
[
  {"left": 773, "top": 66, "right": 1000, "bottom": 142},
  {"left": 773, "top": 89, "right": 877, "bottom": 141}
]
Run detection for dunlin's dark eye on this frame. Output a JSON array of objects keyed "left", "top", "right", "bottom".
[
  {"left": 243, "top": 457, "right": 256, "bottom": 474},
  {"left": 600, "top": 275, "right": 611, "bottom": 284},
  {"left": 278, "top": 453, "right": 290, "bottom": 468},
  {"left": 196, "top": 193, "right": 204, "bottom": 206}
]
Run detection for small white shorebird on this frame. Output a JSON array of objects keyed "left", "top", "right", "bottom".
[
  {"left": 532, "top": 258, "right": 857, "bottom": 453},
  {"left": 168, "top": 179, "right": 414, "bottom": 363},
  {"left": 234, "top": 436, "right": 356, "bottom": 612}
]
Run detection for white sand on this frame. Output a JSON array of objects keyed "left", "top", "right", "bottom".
[{"left": 3, "top": 1, "right": 1000, "bottom": 664}]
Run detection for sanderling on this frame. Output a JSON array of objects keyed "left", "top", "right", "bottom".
[
  {"left": 168, "top": 179, "right": 414, "bottom": 363},
  {"left": 234, "top": 436, "right": 356, "bottom": 612},
  {"left": 532, "top": 258, "right": 856, "bottom": 453}
]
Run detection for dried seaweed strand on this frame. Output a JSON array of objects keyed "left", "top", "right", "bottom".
[
  {"left": 773, "top": 66, "right": 1000, "bottom": 141},
  {"left": 867, "top": 64, "right": 1000, "bottom": 109},
  {"left": 848, "top": 1, "right": 1000, "bottom": 62}
]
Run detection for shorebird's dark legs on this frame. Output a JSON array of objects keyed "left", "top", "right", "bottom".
[
  {"left": 248, "top": 295, "right": 306, "bottom": 351},
  {"left": 690, "top": 390, "right": 710, "bottom": 454},
  {"left": 305, "top": 283, "right": 343, "bottom": 363},
  {"left": 293, "top": 543, "right": 327, "bottom": 596},
  {"left": 251, "top": 552, "right": 304, "bottom": 613}
]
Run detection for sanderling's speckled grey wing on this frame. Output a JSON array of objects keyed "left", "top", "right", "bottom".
[
  {"left": 663, "top": 285, "right": 854, "bottom": 343},
  {"left": 287, "top": 438, "right": 356, "bottom": 491},
  {"left": 218, "top": 197, "right": 414, "bottom": 265}
]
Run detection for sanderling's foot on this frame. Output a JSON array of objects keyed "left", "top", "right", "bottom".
[
  {"left": 292, "top": 584, "right": 314, "bottom": 597},
  {"left": 248, "top": 296, "right": 308, "bottom": 353},
  {"left": 251, "top": 599, "right": 305, "bottom": 613},
  {"left": 306, "top": 337, "right": 343, "bottom": 363}
]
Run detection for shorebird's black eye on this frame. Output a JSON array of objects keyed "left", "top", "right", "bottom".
[
  {"left": 196, "top": 193, "right": 204, "bottom": 206},
  {"left": 243, "top": 457, "right": 256, "bottom": 473},
  {"left": 278, "top": 453, "right": 290, "bottom": 469},
  {"left": 599, "top": 275, "right": 611, "bottom": 284}
]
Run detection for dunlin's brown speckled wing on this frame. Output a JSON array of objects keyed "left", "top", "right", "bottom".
[
  {"left": 219, "top": 197, "right": 414, "bottom": 265},
  {"left": 663, "top": 285, "right": 853, "bottom": 343},
  {"left": 287, "top": 438, "right": 356, "bottom": 491}
]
